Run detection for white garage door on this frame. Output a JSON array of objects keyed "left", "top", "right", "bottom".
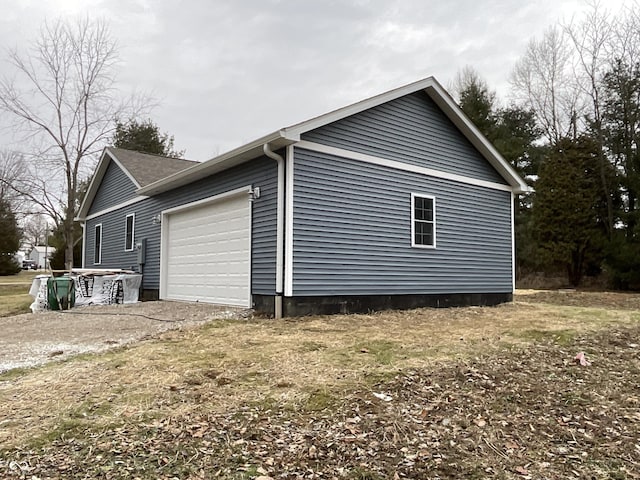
[{"left": 161, "top": 190, "right": 251, "bottom": 307}]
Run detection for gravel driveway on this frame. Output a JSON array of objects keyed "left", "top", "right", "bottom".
[{"left": 0, "top": 301, "right": 249, "bottom": 372}]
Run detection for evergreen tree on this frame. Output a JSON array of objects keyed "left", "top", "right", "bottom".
[
  {"left": 600, "top": 60, "right": 640, "bottom": 288},
  {"left": 0, "top": 198, "right": 21, "bottom": 275},
  {"left": 112, "top": 118, "right": 184, "bottom": 157},
  {"left": 533, "top": 137, "right": 606, "bottom": 286},
  {"left": 456, "top": 70, "right": 498, "bottom": 141},
  {"left": 457, "top": 70, "right": 546, "bottom": 278}
]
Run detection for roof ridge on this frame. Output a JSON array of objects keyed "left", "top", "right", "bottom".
[{"left": 107, "top": 146, "right": 199, "bottom": 163}]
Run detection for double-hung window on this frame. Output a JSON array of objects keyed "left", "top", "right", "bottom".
[
  {"left": 94, "top": 224, "right": 102, "bottom": 264},
  {"left": 125, "top": 214, "right": 135, "bottom": 251},
  {"left": 411, "top": 194, "right": 436, "bottom": 248}
]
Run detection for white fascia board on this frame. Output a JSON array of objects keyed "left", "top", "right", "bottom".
[
  {"left": 136, "top": 75, "right": 529, "bottom": 198},
  {"left": 77, "top": 148, "right": 110, "bottom": 219},
  {"left": 106, "top": 148, "right": 143, "bottom": 189},
  {"left": 77, "top": 148, "right": 143, "bottom": 220},
  {"left": 82, "top": 195, "right": 149, "bottom": 221},
  {"left": 282, "top": 77, "right": 440, "bottom": 137},
  {"left": 424, "top": 81, "right": 530, "bottom": 194},
  {"left": 282, "top": 76, "right": 530, "bottom": 195},
  {"left": 138, "top": 131, "right": 296, "bottom": 197},
  {"left": 161, "top": 185, "right": 251, "bottom": 216}
]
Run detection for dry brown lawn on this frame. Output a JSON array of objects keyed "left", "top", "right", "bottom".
[
  {"left": 0, "top": 290, "right": 639, "bottom": 479},
  {"left": 0, "top": 271, "right": 38, "bottom": 318}
]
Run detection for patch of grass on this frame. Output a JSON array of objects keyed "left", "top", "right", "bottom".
[
  {"left": 0, "top": 270, "right": 35, "bottom": 316},
  {"left": 28, "top": 418, "right": 90, "bottom": 449},
  {"left": 303, "top": 388, "right": 336, "bottom": 412},
  {"left": 347, "top": 467, "right": 385, "bottom": 480},
  {"left": 0, "top": 294, "right": 32, "bottom": 317},
  {"left": 0, "top": 284, "right": 30, "bottom": 296},
  {"left": 299, "top": 341, "right": 327, "bottom": 352},
  {"left": 561, "top": 391, "right": 593, "bottom": 406},
  {"left": 0, "top": 270, "right": 39, "bottom": 284},
  {"left": 357, "top": 339, "right": 398, "bottom": 365},
  {"left": 519, "top": 328, "right": 577, "bottom": 345},
  {"left": 0, "top": 367, "right": 31, "bottom": 380}
]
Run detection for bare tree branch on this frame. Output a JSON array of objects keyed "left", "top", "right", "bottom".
[{"left": 0, "top": 16, "right": 148, "bottom": 269}]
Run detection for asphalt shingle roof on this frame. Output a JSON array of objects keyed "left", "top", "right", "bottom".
[{"left": 107, "top": 147, "right": 199, "bottom": 187}]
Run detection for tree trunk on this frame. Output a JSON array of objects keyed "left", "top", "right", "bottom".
[{"left": 64, "top": 201, "right": 74, "bottom": 270}]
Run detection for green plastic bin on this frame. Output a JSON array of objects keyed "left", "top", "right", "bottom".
[{"left": 47, "top": 277, "right": 76, "bottom": 311}]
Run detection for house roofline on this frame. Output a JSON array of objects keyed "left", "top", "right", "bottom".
[
  {"left": 77, "top": 148, "right": 141, "bottom": 221},
  {"left": 137, "top": 77, "right": 530, "bottom": 197},
  {"left": 136, "top": 131, "right": 296, "bottom": 196}
]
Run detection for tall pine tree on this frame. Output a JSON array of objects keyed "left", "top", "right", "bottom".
[{"left": 533, "top": 137, "right": 606, "bottom": 286}]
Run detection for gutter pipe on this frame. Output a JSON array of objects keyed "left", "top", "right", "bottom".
[{"left": 263, "top": 143, "right": 285, "bottom": 319}]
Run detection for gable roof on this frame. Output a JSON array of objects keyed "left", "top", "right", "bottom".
[
  {"left": 77, "top": 148, "right": 199, "bottom": 219},
  {"left": 107, "top": 148, "right": 199, "bottom": 188},
  {"left": 137, "top": 76, "right": 530, "bottom": 196}
]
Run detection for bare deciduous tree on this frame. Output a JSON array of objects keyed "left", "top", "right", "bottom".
[
  {"left": 22, "top": 213, "right": 50, "bottom": 248},
  {"left": 0, "top": 17, "right": 144, "bottom": 269},
  {"left": 0, "top": 150, "right": 29, "bottom": 216},
  {"left": 564, "top": 0, "right": 616, "bottom": 236},
  {"left": 511, "top": 26, "right": 583, "bottom": 144}
]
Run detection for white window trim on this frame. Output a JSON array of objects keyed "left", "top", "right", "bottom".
[
  {"left": 411, "top": 193, "right": 436, "bottom": 249},
  {"left": 124, "top": 213, "right": 135, "bottom": 251},
  {"left": 94, "top": 223, "right": 103, "bottom": 264}
]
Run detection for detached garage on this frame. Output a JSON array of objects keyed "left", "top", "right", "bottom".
[
  {"left": 77, "top": 77, "right": 530, "bottom": 317},
  {"left": 160, "top": 187, "right": 252, "bottom": 307}
]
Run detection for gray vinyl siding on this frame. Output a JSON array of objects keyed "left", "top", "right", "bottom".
[
  {"left": 301, "top": 91, "right": 507, "bottom": 185},
  {"left": 88, "top": 160, "right": 139, "bottom": 215},
  {"left": 84, "top": 157, "right": 278, "bottom": 294},
  {"left": 292, "top": 148, "right": 512, "bottom": 296}
]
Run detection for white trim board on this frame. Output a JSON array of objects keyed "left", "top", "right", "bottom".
[
  {"left": 159, "top": 185, "right": 253, "bottom": 307},
  {"left": 511, "top": 192, "right": 516, "bottom": 294},
  {"left": 295, "top": 140, "right": 514, "bottom": 193},
  {"left": 134, "top": 77, "right": 529, "bottom": 197},
  {"left": 124, "top": 213, "right": 135, "bottom": 251},
  {"left": 161, "top": 186, "right": 251, "bottom": 216},
  {"left": 284, "top": 145, "right": 295, "bottom": 297},
  {"left": 411, "top": 193, "right": 437, "bottom": 249},
  {"left": 82, "top": 196, "right": 148, "bottom": 221}
]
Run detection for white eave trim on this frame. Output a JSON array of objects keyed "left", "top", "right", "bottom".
[
  {"left": 138, "top": 132, "right": 298, "bottom": 197},
  {"left": 77, "top": 148, "right": 144, "bottom": 219},
  {"left": 296, "top": 141, "right": 515, "bottom": 193},
  {"left": 133, "top": 75, "right": 529, "bottom": 198},
  {"left": 282, "top": 77, "right": 529, "bottom": 194},
  {"left": 423, "top": 81, "right": 530, "bottom": 194},
  {"left": 79, "top": 195, "right": 148, "bottom": 221}
]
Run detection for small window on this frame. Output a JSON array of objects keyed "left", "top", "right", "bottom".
[
  {"left": 411, "top": 194, "right": 436, "bottom": 248},
  {"left": 125, "top": 214, "right": 135, "bottom": 251},
  {"left": 94, "top": 224, "right": 102, "bottom": 264}
]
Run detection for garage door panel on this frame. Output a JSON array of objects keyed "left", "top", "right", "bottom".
[{"left": 162, "top": 193, "right": 251, "bottom": 307}]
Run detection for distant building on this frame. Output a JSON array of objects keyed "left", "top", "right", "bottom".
[{"left": 28, "top": 245, "right": 56, "bottom": 269}]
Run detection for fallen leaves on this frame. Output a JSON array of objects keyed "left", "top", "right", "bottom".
[{"left": 1, "top": 324, "right": 640, "bottom": 478}]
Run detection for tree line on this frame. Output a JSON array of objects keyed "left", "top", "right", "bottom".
[{"left": 455, "top": 2, "right": 640, "bottom": 289}]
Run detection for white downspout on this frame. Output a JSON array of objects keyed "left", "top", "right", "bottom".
[
  {"left": 81, "top": 222, "right": 86, "bottom": 268},
  {"left": 263, "top": 143, "right": 285, "bottom": 319}
]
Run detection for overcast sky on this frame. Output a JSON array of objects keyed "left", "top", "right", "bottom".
[{"left": 0, "top": 0, "right": 630, "bottom": 161}]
